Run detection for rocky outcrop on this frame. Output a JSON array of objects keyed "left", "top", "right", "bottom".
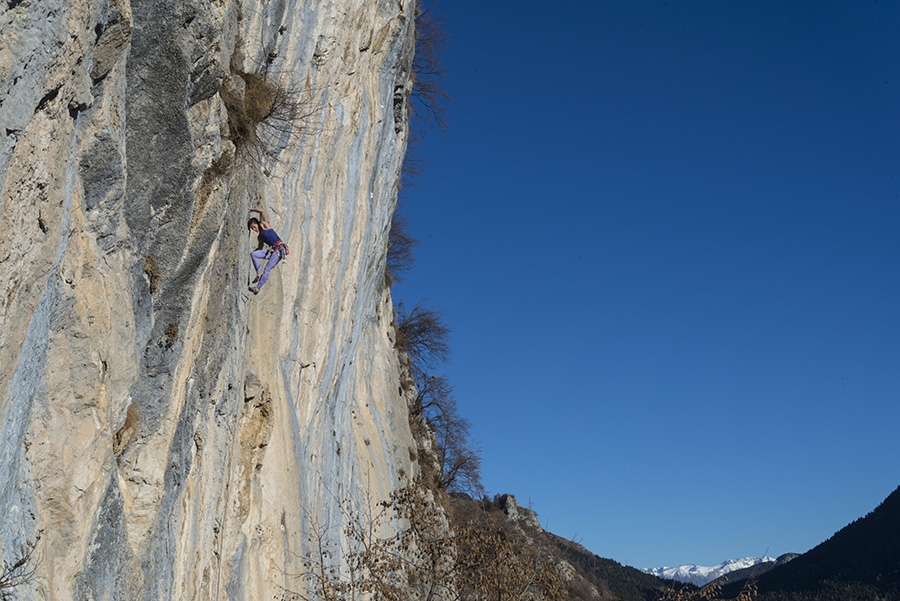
[
  {"left": 0, "top": 0, "right": 418, "bottom": 598},
  {"left": 495, "top": 494, "right": 542, "bottom": 531}
]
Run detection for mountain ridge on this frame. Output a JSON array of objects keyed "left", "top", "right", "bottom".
[
  {"left": 642, "top": 556, "right": 778, "bottom": 586},
  {"left": 721, "top": 485, "right": 900, "bottom": 600}
]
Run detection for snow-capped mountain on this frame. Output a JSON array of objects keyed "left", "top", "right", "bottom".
[{"left": 642, "top": 557, "right": 776, "bottom": 586}]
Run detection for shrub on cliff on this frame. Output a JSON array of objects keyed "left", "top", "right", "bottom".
[
  {"left": 221, "top": 69, "right": 314, "bottom": 164},
  {"left": 0, "top": 540, "right": 37, "bottom": 600},
  {"left": 283, "top": 480, "right": 456, "bottom": 601},
  {"left": 285, "top": 481, "right": 569, "bottom": 601}
]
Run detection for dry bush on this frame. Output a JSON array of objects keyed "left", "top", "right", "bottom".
[
  {"left": 283, "top": 481, "right": 569, "bottom": 601},
  {"left": 198, "top": 148, "right": 235, "bottom": 200},
  {"left": 143, "top": 255, "right": 161, "bottom": 293},
  {"left": 164, "top": 323, "right": 179, "bottom": 343},
  {"left": 655, "top": 578, "right": 758, "bottom": 601},
  {"left": 0, "top": 539, "right": 38, "bottom": 600},
  {"left": 283, "top": 480, "right": 455, "bottom": 601},
  {"left": 221, "top": 70, "right": 315, "bottom": 164},
  {"left": 454, "top": 525, "right": 564, "bottom": 601},
  {"left": 112, "top": 403, "right": 140, "bottom": 457},
  {"left": 347, "top": 482, "right": 456, "bottom": 601},
  {"left": 283, "top": 519, "right": 343, "bottom": 601},
  {"left": 449, "top": 497, "right": 565, "bottom": 601}
]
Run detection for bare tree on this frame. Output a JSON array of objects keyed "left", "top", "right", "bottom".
[
  {"left": 411, "top": 374, "right": 453, "bottom": 418},
  {"left": 401, "top": 3, "right": 451, "bottom": 189},
  {"left": 432, "top": 405, "right": 482, "bottom": 496},
  {"left": 395, "top": 303, "right": 451, "bottom": 370},
  {"left": 395, "top": 304, "right": 482, "bottom": 495},
  {"left": 410, "top": 5, "right": 451, "bottom": 134},
  {"left": 386, "top": 211, "right": 418, "bottom": 286}
]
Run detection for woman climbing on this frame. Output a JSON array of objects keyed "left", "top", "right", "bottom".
[{"left": 247, "top": 206, "right": 289, "bottom": 295}]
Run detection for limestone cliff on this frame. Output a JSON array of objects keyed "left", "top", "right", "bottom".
[{"left": 0, "top": 0, "right": 418, "bottom": 598}]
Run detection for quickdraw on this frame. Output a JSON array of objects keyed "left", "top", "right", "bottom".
[{"left": 273, "top": 240, "right": 290, "bottom": 260}]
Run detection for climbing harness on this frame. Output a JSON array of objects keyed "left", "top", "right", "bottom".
[{"left": 273, "top": 239, "right": 290, "bottom": 260}]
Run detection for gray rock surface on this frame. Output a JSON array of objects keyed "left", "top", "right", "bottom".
[
  {"left": 496, "top": 494, "right": 543, "bottom": 531},
  {"left": 0, "top": 0, "right": 419, "bottom": 598}
]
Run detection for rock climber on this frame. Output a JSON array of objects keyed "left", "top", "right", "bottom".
[{"left": 247, "top": 206, "right": 289, "bottom": 295}]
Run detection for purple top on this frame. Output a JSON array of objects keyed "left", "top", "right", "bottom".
[{"left": 258, "top": 227, "right": 281, "bottom": 247}]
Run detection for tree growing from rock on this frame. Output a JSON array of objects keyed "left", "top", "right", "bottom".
[{"left": 395, "top": 303, "right": 482, "bottom": 495}]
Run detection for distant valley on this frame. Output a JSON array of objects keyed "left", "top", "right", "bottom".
[{"left": 474, "top": 484, "right": 900, "bottom": 600}]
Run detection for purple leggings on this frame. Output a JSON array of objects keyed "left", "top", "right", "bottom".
[{"left": 251, "top": 249, "right": 281, "bottom": 288}]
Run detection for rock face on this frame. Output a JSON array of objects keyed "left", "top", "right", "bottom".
[
  {"left": 495, "top": 494, "right": 542, "bottom": 531},
  {"left": 0, "top": 0, "right": 418, "bottom": 598}
]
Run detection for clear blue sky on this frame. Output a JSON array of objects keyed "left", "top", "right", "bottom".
[{"left": 394, "top": 0, "right": 900, "bottom": 569}]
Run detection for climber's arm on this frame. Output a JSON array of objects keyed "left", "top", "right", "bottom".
[{"left": 249, "top": 207, "right": 270, "bottom": 228}]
